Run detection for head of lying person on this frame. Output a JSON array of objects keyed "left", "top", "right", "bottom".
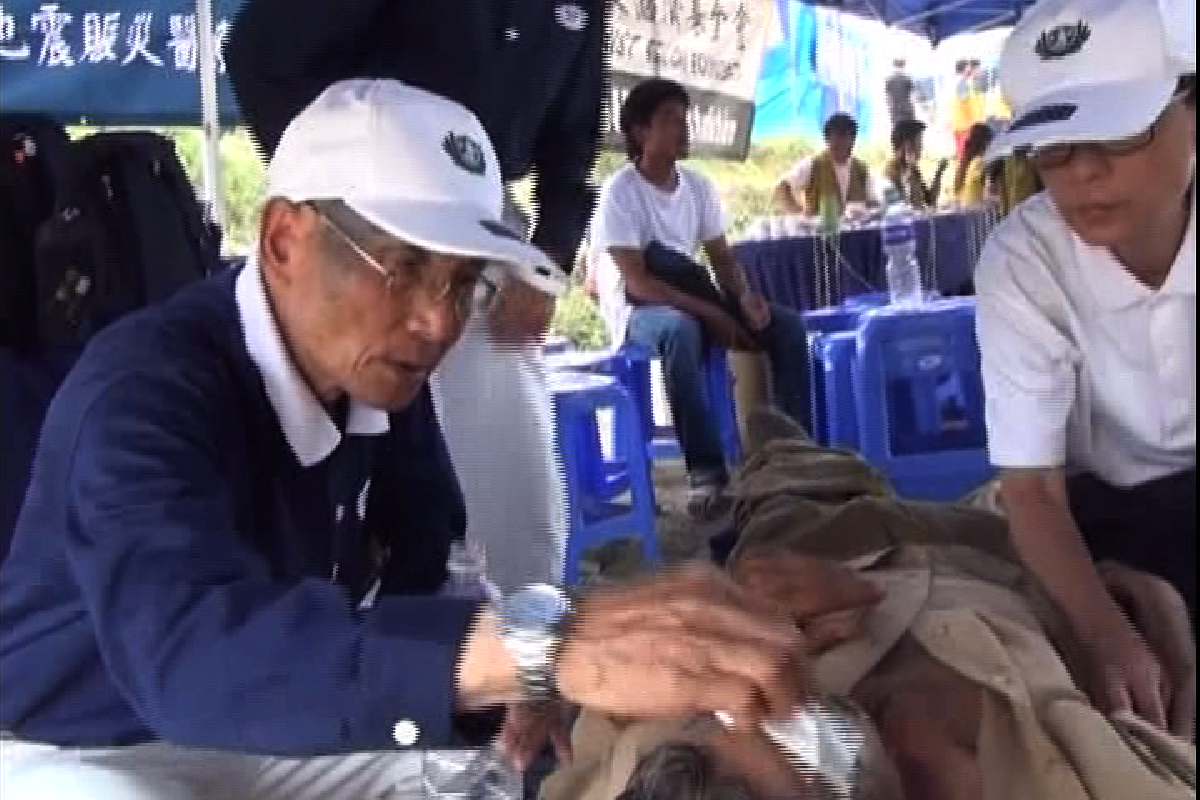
[
  {"left": 251, "top": 79, "right": 564, "bottom": 413},
  {"left": 615, "top": 708, "right": 906, "bottom": 800}
]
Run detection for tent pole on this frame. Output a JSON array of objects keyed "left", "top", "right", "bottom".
[{"left": 195, "top": 0, "right": 225, "bottom": 234}]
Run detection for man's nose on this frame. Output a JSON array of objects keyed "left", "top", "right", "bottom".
[
  {"left": 403, "top": 290, "right": 463, "bottom": 347},
  {"left": 1061, "top": 145, "right": 1113, "bottom": 184}
]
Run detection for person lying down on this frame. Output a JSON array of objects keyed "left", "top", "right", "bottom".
[{"left": 539, "top": 409, "right": 1196, "bottom": 800}]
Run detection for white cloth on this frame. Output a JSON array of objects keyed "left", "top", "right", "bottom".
[
  {"left": 429, "top": 197, "right": 566, "bottom": 593},
  {"left": 975, "top": 192, "right": 1196, "bottom": 487},
  {"left": 781, "top": 157, "right": 881, "bottom": 209},
  {"left": 0, "top": 738, "right": 434, "bottom": 800},
  {"left": 589, "top": 163, "right": 727, "bottom": 345}
]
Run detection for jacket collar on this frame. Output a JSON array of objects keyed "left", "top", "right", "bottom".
[{"left": 236, "top": 255, "right": 389, "bottom": 467}]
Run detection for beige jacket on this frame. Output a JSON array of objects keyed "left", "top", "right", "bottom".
[{"left": 541, "top": 424, "right": 1195, "bottom": 800}]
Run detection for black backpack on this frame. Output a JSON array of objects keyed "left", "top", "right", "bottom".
[
  {"left": 0, "top": 114, "right": 70, "bottom": 349},
  {"left": 35, "top": 131, "right": 220, "bottom": 347}
]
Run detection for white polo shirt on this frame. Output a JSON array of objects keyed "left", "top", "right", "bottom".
[{"left": 975, "top": 191, "right": 1196, "bottom": 488}]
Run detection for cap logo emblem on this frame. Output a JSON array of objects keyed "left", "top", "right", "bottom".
[
  {"left": 443, "top": 133, "right": 486, "bottom": 176},
  {"left": 1035, "top": 22, "right": 1091, "bottom": 60},
  {"left": 555, "top": 4, "right": 588, "bottom": 31}
]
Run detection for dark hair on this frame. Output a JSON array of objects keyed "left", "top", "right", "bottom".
[
  {"left": 615, "top": 742, "right": 761, "bottom": 800},
  {"left": 891, "top": 119, "right": 926, "bottom": 151},
  {"left": 823, "top": 113, "right": 858, "bottom": 140},
  {"left": 953, "top": 123, "right": 996, "bottom": 195},
  {"left": 620, "top": 78, "right": 691, "bottom": 160},
  {"left": 1179, "top": 74, "right": 1196, "bottom": 108}
]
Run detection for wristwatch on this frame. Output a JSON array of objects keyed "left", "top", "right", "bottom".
[{"left": 499, "top": 584, "right": 573, "bottom": 699}]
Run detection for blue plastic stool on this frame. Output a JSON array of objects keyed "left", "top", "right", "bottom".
[
  {"left": 819, "top": 331, "right": 860, "bottom": 449},
  {"left": 642, "top": 346, "right": 741, "bottom": 466},
  {"left": 551, "top": 372, "right": 660, "bottom": 586},
  {"left": 853, "top": 300, "right": 993, "bottom": 502},
  {"left": 549, "top": 345, "right": 741, "bottom": 468}
]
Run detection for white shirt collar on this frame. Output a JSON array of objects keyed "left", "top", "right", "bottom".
[{"left": 236, "top": 255, "right": 390, "bottom": 468}]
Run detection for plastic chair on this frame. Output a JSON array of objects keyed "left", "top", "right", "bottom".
[
  {"left": 852, "top": 300, "right": 993, "bottom": 502},
  {"left": 551, "top": 372, "right": 660, "bottom": 586},
  {"left": 549, "top": 345, "right": 741, "bottom": 469},
  {"left": 641, "top": 346, "right": 741, "bottom": 466},
  {"left": 818, "top": 331, "right": 860, "bottom": 449}
]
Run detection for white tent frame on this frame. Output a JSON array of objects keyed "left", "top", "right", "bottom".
[{"left": 194, "top": 0, "right": 224, "bottom": 231}]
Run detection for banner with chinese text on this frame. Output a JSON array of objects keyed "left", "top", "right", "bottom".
[
  {"left": 608, "top": 0, "right": 774, "bottom": 160},
  {"left": 0, "top": 0, "right": 242, "bottom": 125}
]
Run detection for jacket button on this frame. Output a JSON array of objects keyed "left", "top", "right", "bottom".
[
  {"left": 505, "top": 27, "right": 520, "bottom": 40},
  {"left": 393, "top": 719, "right": 420, "bottom": 747}
]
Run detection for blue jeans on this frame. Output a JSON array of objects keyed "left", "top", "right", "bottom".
[{"left": 626, "top": 304, "right": 812, "bottom": 480}]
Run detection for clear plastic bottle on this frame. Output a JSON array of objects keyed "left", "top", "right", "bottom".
[
  {"left": 422, "top": 748, "right": 523, "bottom": 798},
  {"left": 880, "top": 197, "right": 924, "bottom": 307}
]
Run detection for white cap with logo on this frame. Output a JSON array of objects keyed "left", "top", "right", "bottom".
[
  {"left": 987, "top": 0, "right": 1195, "bottom": 163},
  {"left": 266, "top": 79, "right": 567, "bottom": 295}
]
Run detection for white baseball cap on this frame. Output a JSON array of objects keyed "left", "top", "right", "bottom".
[
  {"left": 267, "top": 79, "right": 566, "bottom": 295},
  {"left": 987, "top": 0, "right": 1195, "bottom": 163}
]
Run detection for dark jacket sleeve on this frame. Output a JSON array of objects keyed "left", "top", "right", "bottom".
[
  {"left": 529, "top": 2, "right": 607, "bottom": 269},
  {"left": 226, "top": 0, "right": 390, "bottom": 157},
  {"left": 66, "top": 369, "right": 479, "bottom": 755}
]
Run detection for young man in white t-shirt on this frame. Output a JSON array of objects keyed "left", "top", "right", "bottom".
[
  {"left": 590, "top": 79, "right": 812, "bottom": 515},
  {"left": 976, "top": 0, "right": 1195, "bottom": 734}
]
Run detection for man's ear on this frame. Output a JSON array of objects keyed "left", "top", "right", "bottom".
[{"left": 259, "top": 198, "right": 314, "bottom": 287}]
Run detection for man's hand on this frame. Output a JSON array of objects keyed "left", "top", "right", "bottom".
[
  {"left": 1099, "top": 562, "right": 1196, "bottom": 741},
  {"left": 488, "top": 280, "right": 556, "bottom": 346},
  {"left": 1074, "top": 608, "right": 1170, "bottom": 733},
  {"left": 496, "top": 698, "right": 574, "bottom": 772},
  {"left": 702, "top": 309, "right": 757, "bottom": 351},
  {"left": 556, "top": 563, "right": 811, "bottom": 728},
  {"left": 731, "top": 551, "right": 883, "bottom": 653},
  {"left": 738, "top": 290, "right": 772, "bottom": 332}
]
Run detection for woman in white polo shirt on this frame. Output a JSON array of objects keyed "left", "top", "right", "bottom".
[{"left": 976, "top": 0, "right": 1195, "bottom": 733}]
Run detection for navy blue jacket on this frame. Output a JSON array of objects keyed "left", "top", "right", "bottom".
[
  {"left": 226, "top": 0, "right": 606, "bottom": 267},
  {"left": 0, "top": 269, "right": 480, "bottom": 754}
]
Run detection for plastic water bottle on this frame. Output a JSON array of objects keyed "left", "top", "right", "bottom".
[
  {"left": 880, "top": 197, "right": 924, "bottom": 307},
  {"left": 422, "top": 748, "right": 523, "bottom": 798},
  {"left": 441, "top": 540, "right": 501, "bottom": 604}
]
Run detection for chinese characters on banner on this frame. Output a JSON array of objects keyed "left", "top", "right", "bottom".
[
  {"left": 608, "top": 0, "right": 773, "bottom": 160},
  {"left": 0, "top": 1, "right": 238, "bottom": 124}
]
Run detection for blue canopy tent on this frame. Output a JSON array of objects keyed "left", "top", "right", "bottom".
[
  {"left": 753, "top": 0, "right": 1030, "bottom": 143},
  {"left": 801, "top": 0, "right": 1034, "bottom": 43}
]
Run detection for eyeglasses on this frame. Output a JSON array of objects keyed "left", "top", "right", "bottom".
[
  {"left": 1024, "top": 124, "right": 1158, "bottom": 171},
  {"left": 312, "top": 204, "right": 499, "bottom": 317}
]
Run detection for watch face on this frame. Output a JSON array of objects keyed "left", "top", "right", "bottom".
[{"left": 505, "top": 584, "right": 570, "bottom": 629}]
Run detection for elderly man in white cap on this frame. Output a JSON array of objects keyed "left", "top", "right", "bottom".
[
  {"left": 976, "top": 0, "right": 1195, "bottom": 737},
  {"left": 0, "top": 80, "right": 815, "bottom": 799}
]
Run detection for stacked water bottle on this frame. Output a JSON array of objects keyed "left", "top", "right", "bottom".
[
  {"left": 880, "top": 188, "right": 927, "bottom": 307},
  {"left": 427, "top": 541, "right": 522, "bottom": 799}
]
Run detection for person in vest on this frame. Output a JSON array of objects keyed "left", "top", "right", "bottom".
[
  {"left": 774, "top": 113, "right": 880, "bottom": 218},
  {"left": 885, "top": 119, "right": 949, "bottom": 211}
]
